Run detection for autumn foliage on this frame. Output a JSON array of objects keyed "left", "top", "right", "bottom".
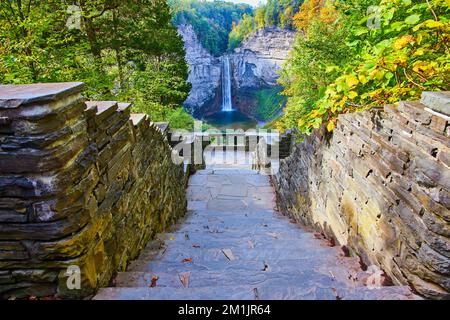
[
  {"left": 293, "top": 0, "right": 339, "bottom": 32},
  {"left": 278, "top": 0, "right": 450, "bottom": 134}
]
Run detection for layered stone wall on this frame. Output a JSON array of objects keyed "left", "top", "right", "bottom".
[
  {"left": 0, "top": 83, "right": 188, "bottom": 298},
  {"left": 257, "top": 92, "right": 450, "bottom": 299}
]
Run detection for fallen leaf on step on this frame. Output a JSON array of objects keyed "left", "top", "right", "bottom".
[
  {"left": 247, "top": 240, "right": 254, "bottom": 249},
  {"left": 192, "top": 244, "right": 201, "bottom": 248},
  {"left": 182, "top": 257, "right": 193, "bottom": 263},
  {"left": 267, "top": 232, "right": 279, "bottom": 239},
  {"left": 169, "top": 236, "right": 175, "bottom": 241},
  {"left": 222, "top": 248, "right": 236, "bottom": 261},
  {"left": 178, "top": 271, "right": 191, "bottom": 288},
  {"left": 150, "top": 276, "right": 159, "bottom": 287}
]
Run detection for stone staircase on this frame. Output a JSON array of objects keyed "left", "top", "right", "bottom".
[{"left": 94, "top": 153, "right": 419, "bottom": 300}]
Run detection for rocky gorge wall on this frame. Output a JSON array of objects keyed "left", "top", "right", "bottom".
[
  {"left": 231, "top": 27, "right": 295, "bottom": 90},
  {"left": 178, "top": 25, "right": 295, "bottom": 118},
  {"left": 0, "top": 83, "right": 188, "bottom": 299},
  {"left": 178, "top": 24, "right": 222, "bottom": 117},
  {"left": 256, "top": 92, "right": 450, "bottom": 299},
  {"left": 230, "top": 28, "right": 295, "bottom": 118}
]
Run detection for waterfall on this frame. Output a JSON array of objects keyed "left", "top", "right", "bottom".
[{"left": 221, "top": 56, "right": 233, "bottom": 112}]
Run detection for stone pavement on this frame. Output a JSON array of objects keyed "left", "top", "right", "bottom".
[{"left": 94, "top": 152, "right": 419, "bottom": 300}]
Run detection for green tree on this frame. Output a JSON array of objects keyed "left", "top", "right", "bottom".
[
  {"left": 228, "top": 14, "right": 256, "bottom": 50},
  {"left": 0, "top": 0, "right": 192, "bottom": 128},
  {"left": 227, "top": 0, "right": 304, "bottom": 49},
  {"left": 170, "top": 0, "right": 253, "bottom": 56}
]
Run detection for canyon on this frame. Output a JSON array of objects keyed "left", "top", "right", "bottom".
[{"left": 178, "top": 24, "right": 295, "bottom": 120}]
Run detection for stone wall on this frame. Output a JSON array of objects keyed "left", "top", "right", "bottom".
[
  {"left": 257, "top": 92, "right": 450, "bottom": 299},
  {"left": 0, "top": 83, "right": 188, "bottom": 299}
]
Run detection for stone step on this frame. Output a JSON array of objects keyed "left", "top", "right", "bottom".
[
  {"left": 187, "top": 200, "right": 276, "bottom": 212},
  {"left": 206, "top": 168, "right": 259, "bottom": 175},
  {"left": 177, "top": 218, "right": 307, "bottom": 234},
  {"left": 114, "top": 268, "right": 351, "bottom": 289},
  {"left": 127, "top": 256, "right": 358, "bottom": 279},
  {"left": 94, "top": 283, "right": 417, "bottom": 300},
  {"left": 189, "top": 173, "right": 270, "bottom": 186},
  {"left": 335, "top": 286, "right": 421, "bottom": 300},
  {"left": 94, "top": 285, "right": 258, "bottom": 300},
  {"left": 157, "top": 244, "right": 338, "bottom": 263},
  {"left": 160, "top": 226, "right": 319, "bottom": 243},
  {"left": 187, "top": 209, "right": 277, "bottom": 218}
]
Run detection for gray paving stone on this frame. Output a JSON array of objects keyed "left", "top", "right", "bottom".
[{"left": 93, "top": 153, "right": 417, "bottom": 300}]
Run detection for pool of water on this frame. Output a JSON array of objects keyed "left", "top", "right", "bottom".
[{"left": 203, "top": 110, "right": 257, "bottom": 130}]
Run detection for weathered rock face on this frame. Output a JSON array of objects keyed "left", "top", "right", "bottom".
[
  {"left": 255, "top": 92, "right": 450, "bottom": 299},
  {"left": 179, "top": 25, "right": 295, "bottom": 118},
  {"left": 231, "top": 27, "right": 295, "bottom": 90},
  {"left": 178, "top": 24, "right": 222, "bottom": 117},
  {"left": 230, "top": 28, "right": 295, "bottom": 116},
  {"left": 0, "top": 83, "right": 188, "bottom": 299}
]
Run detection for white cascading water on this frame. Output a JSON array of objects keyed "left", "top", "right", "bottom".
[{"left": 221, "top": 56, "right": 233, "bottom": 112}]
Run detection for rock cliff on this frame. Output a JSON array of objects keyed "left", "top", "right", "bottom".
[
  {"left": 177, "top": 24, "right": 221, "bottom": 117},
  {"left": 230, "top": 28, "right": 295, "bottom": 118},
  {"left": 231, "top": 27, "right": 295, "bottom": 90},
  {"left": 178, "top": 25, "right": 295, "bottom": 119}
]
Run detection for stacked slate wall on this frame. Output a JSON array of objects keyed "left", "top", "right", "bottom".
[
  {"left": 255, "top": 92, "right": 450, "bottom": 299},
  {"left": 0, "top": 83, "right": 188, "bottom": 298}
]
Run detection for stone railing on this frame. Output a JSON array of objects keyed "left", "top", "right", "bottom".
[
  {"left": 0, "top": 83, "right": 188, "bottom": 298},
  {"left": 255, "top": 92, "right": 450, "bottom": 299}
]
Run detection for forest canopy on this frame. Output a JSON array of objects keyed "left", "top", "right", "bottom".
[
  {"left": 229, "top": 0, "right": 304, "bottom": 49},
  {"left": 169, "top": 0, "right": 253, "bottom": 56}
]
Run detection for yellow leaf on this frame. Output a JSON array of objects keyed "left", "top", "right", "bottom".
[
  {"left": 424, "top": 19, "right": 444, "bottom": 29},
  {"left": 393, "top": 35, "right": 414, "bottom": 50},
  {"left": 358, "top": 75, "right": 368, "bottom": 84},
  {"left": 327, "top": 121, "right": 335, "bottom": 132},
  {"left": 345, "top": 75, "right": 359, "bottom": 88},
  {"left": 348, "top": 91, "right": 358, "bottom": 99},
  {"left": 413, "top": 48, "right": 425, "bottom": 56}
]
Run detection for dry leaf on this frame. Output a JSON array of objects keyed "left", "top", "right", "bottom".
[
  {"left": 267, "top": 232, "right": 279, "bottom": 239},
  {"left": 222, "top": 248, "right": 236, "bottom": 261},
  {"left": 169, "top": 236, "right": 175, "bottom": 241},
  {"left": 247, "top": 240, "right": 254, "bottom": 249},
  {"left": 150, "top": 276, "right": 159, "bottom": 287},
  {"left": 182, "top": 257, "right": 193, "bottom": 263},
  {"left": 178, "top": 271, "right": 191, "bottom": 288},
  {"left": 192, "top": 244, "right": 201, "bottom": 248}
]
